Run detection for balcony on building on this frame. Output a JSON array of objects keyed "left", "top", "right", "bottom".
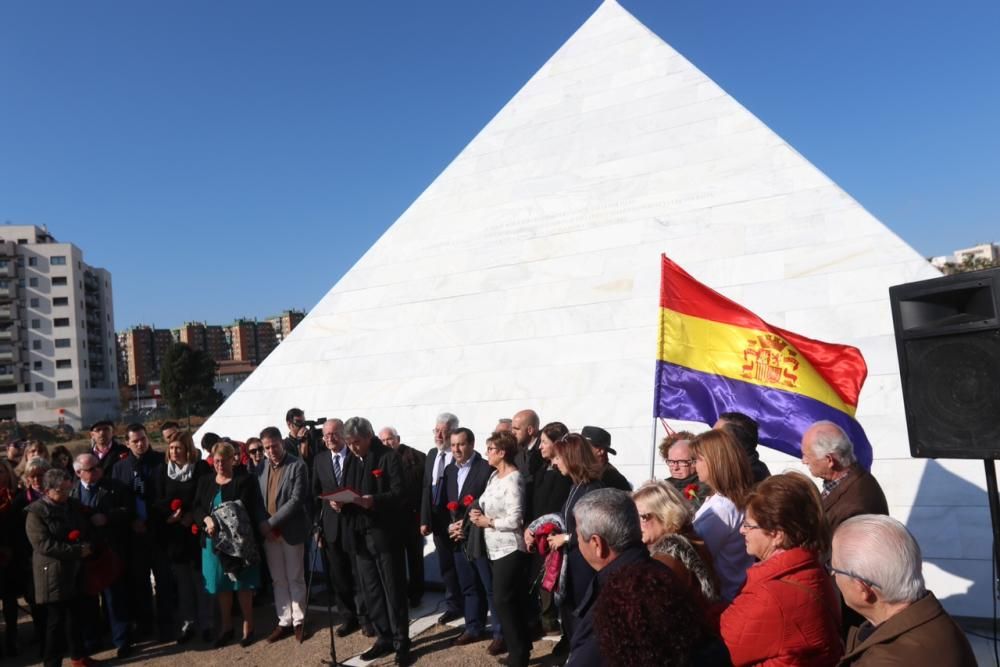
[
  {"left": 0, "top": 346, "right": 18, "bottom": 364},
  {"left": 0, "top": 304, "right": 13, "bottom": 321}
]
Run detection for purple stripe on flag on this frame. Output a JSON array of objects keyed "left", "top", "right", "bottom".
[{"left": 654, "top": 360, "right": 873, "bottom": 470}]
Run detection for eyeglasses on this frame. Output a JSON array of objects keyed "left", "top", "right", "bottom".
[
  {"left": 666, "top": 458, "right": 694, "bottom": 467},
  {"left": 740, "top": 521, "right": 762, "bottom": 531},
  {"left": 78, "top": 466, "right": 97, "bottom": 473},
  {"left": 827, "top": 564, "right": 881, "bottom": 589},
  {"left": 486, "top": 446, "right": 498, "bottom": 453},
  {"left": 247, "top": 448, "right": 263, "bottom": 455}
]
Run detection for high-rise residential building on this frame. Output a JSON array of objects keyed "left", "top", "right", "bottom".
[
  {"left": 228, "top": 319, "right": 277, "bottom": 365},
  {"left": 121, "top": 325, "right": 174, "bottom": 387},
  {"left": 267, "top": 309, "right": 305, "bottom": 342},
  {"left": 0, "top": 224, "right": 118, "bottom": 428},
  {"left": 177, "top": 322, "right": 230, "bottom": 362}
]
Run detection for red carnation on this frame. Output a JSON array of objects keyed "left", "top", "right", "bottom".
[
  {"left": 67, "top": 529, "right": 81, "bottom": 543},
  {"left": 446, "top": 501, "right": 459, "bottom": 512},
  {"left": 190, "top": 524, "right": 199, "bottom": 535},
  {"left": 462, "top": 494, "right": 474, "bottom": 507},
  {"left": 170, "top": 498, "right": 183, "bottom": 512},
  {"left": 683, "top": 483, "right": 699, "bottom": 501},
  {"left": 372, "top": 469, "right": 383, "bottom": 479}
]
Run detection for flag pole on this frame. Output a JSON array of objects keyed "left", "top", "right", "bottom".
[{"left": 649, "top": 416, "right": 658, "bottom": 481}]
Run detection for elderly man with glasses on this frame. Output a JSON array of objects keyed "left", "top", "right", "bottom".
[
  {"left": 658, "top": 432, "right": 710, "bottom": 508},
  {"left": 70, "top": 453, "right": 134, "bottom": 659},
  {"left": 833, "top": 515, "right": 975, "bottom": 666}
]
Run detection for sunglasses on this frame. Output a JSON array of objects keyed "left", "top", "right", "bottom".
[{"left": 248, "top": 448, "right": 263, "bottom": 455}]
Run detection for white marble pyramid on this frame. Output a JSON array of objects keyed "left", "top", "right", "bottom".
[{"left": 199, "top": 1, "right": 991, "bottom": 615}]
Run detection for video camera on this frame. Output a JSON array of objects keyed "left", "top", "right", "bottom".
[{"left": 303, "top": 418, "right": 326, "bottom": 428}]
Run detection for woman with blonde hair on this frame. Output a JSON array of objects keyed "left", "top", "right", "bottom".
[
  {"left": 15, "top": 440, "right": 50, "bottom": 480},
  {"left": 632, "top": 481, "right": 718, "bottom": 606},
  {"left": 690, "top": 429, "right": 754, "bottom": 601}
]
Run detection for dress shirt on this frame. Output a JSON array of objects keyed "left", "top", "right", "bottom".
[
  {"left": 456, "top": 457, "right": 474, "bottom": 495},
  {"left": 330, "top": 448, "right": 347, "bottom": 486}
]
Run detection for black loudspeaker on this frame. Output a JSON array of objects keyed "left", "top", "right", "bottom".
[{"left": 889, "top": 267, "right": 1000, "bottom": 459}]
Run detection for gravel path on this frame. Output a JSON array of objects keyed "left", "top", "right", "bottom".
[{"left": 5, "top": 593, "right": 562, "bottom": 666}]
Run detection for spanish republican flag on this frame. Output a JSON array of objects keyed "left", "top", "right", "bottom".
[{"left": 655, "top": 255, "right": 873, "bottom": 469}]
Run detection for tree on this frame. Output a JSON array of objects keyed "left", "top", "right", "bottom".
[{"left": 159, "top": 343, "right": 224, "bottom": 419}]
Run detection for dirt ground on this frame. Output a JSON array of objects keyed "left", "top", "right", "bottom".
[{"left": 4, "top": 593, "right": 561, "bottom": 666}]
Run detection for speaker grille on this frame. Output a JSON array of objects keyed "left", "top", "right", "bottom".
[{"left": 902, "top": 330, "right": 1000, "bottom": 458}]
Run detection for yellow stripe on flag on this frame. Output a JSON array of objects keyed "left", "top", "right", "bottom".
[{"left": 658, "top": 308, "right": 856, "bottom": 416}]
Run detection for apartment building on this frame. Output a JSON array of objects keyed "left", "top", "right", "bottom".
[
  {"left": 178, "top": 322, "right": 230, "bottom": 362},
  {"left": 0, "top": 224, "right": 118, "bottom": 428},
  {"left": 228, "top": 319, "right": 277, "bottom": 364},
  {"left": 120, "top": 325, "right": 174, "bottom": 387},
  {"left": 267, "top": 309, "right": 305, "bottom": 343}
]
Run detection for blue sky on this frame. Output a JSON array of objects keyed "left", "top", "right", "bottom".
[{"left": 2, "top": 1, "right": 997, "bottom": 330}]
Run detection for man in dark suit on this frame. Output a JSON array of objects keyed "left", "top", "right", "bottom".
[
  {"left": 443, "top": 427, "right": 499, "bottom": 650},
  {"left": 379, "top": 426, "right": 426, "bottom": 608},
  {"left": 313, "top": 419, "right": 370, "bottom": 637},
  {"left": 257, "top": 427, "right": 312, "bottom": 643},
  {"left": 512, "top": 409, "right": 545, "bottom": 484},
  {"left": 89, "top": 420, "right": 129, "bottom": 477},
  {"left": 341, "top": 417, "right": 410, "bottom": 665},
  {"left": 111, "top": 423, "right": 174, "bottom": 640},
  {"left": 71, "top": 452, "right": 133, "bottom": 658},
  {"left": 419, "top": 412, "right": 462, "bottom": 624}
]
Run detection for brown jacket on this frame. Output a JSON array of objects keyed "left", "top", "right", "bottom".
[
  {"left": 823, "top": 465, "right": 888, "bottom": 532},
  {"left": 839, "top": 592, "right": 976, "bottom": 666},
  {"left": 25, "top": 497, "right": 89, "bottom": 604}
]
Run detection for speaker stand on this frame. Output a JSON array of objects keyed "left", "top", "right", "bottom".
[{"left": 984, "top": 460, "right": 1000, "bottom": 598}]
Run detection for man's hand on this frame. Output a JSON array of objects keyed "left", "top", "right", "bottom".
[
  {"left": 80, "top": 543, "right": 94, "bottom": 558},
  {"left": 420, "top": 524, "right": 431, "bottom": 537},
  {"left": 524, "top": 528, "right": 534, "bottom": 548},
  {"left": 356, "top": 495, "right": 374, "bottom": 511},
  {"left": 328, "top": 500, "right": 343, "bottom": 513},
  {"left": 166, "top": 508, "right": 182, "bottom": 525}
]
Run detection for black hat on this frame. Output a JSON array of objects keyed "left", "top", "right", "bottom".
[
  {"left": 89, "top": 419, "right": 114, "bottom": 431},
  {"left": 581, "top": 425, "right": 616, "bottom": 456}
]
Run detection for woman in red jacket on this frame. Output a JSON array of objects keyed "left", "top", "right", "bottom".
[{"left": 720, "top": 472, "right": 842, "bottom": 666}]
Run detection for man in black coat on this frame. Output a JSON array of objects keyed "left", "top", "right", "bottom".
[
  {"left": 283, "top": 407, "right": 321, "bottom": 468},
  {"left": 379, "top": 425, "right": 426, "bottom": 608},
  {"left": 419, "top": 412, "right": 462, "bottom": 623},
  {"left": 313, "top": 419, "right": 370, "bottom": 637},
  {"left": 111, "top": 423, "right": 174, "bottom": 640},
  {"left": 443, "top": 428, "right": 499, "bottom": 649},
  {"left": 340, "top": 417, "right": 411, "bottom": 665},
  {"left": 89, "top": 420, "right": 129, "bottom": 478},
  {"left": 512, "top": 409, "right": 545, "bottom": 485},
  {"left": 71, "top": 453, "right": 133, "bottom": 658}
]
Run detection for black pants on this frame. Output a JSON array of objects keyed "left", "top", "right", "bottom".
[
  {"left": 353, "top": 533, "right": 409, "bottom": 649},
  {"left": 431, "top": 526, "right": 461, "bottom": 614},
  {"left": 403, "top": 513, "right": 425, "bottom": 600},
  {"left": 127, "top": 533, "right": 175, "bottom": 632},
  {"left": 43, "top": 598, "right": 86, "bottom": 667},
  {"left": 324, "top": 535, "right": 366, "bottom": 624},
  {"left": 492, "top": 551, "right": 532, "bottom": 667}
]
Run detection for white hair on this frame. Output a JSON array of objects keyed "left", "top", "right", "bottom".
[
  {"left": 834, "top": 514, "right": 925, "bottom": 604},
  {"left": 436, "top": 412, "right": 459, "bottom": 431},
  {"left": 73, "top": 453, "right": 98, "bottom": 472},
  {"left": 379, "top": 426, "right": 399, "bottom": 438},
  {"left": 807, "top": 421, "right": 856, "bottom": 467}
]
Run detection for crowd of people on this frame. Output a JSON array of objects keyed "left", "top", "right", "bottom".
[{"left": 0, "top": 408, "right": 979, "bottom": 666}]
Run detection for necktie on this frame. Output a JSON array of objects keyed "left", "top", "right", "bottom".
[
  {"left": 433, "top": 450, "right": 446, "bottom": 504},
  {"left": 333, "top": 452, "right": 342, "bottom": 487}
]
